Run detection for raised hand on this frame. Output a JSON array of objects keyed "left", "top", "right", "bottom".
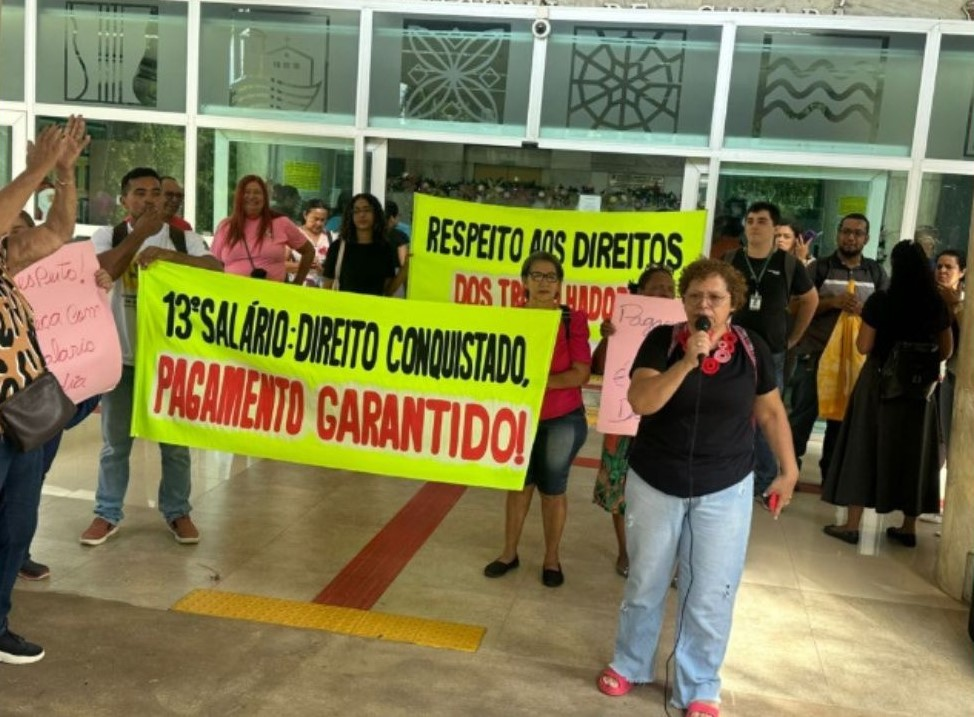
[
  {"left": 25, "top": 124, "right": 63, "bottom": 176},
  {"left": 56, "top": 115, "right": 90, "bottom": 174}
]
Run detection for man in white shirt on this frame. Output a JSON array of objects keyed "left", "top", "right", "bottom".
[{"left": 80, "top": 167, "right": 221, "bottom": 547}]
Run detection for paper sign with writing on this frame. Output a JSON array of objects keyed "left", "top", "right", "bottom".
[
  {"left": 596, "top": 294, "right": 685, "bottom": 436},
  {"left": 16, "top": 241, "right": 122, "bottom": 402},
  {"left": 132, "top": 262, "right": 559, "bottom": 491}
]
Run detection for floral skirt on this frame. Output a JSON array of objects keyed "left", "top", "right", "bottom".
[{"left": 593, "top": 434, "right": 631, "bottom": 514}]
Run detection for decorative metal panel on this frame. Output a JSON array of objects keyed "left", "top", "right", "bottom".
[
  {"left": 753, "top": 32, "right": 889, "bottom": 142},
  {"left": 568, "top": 27, "right": 686, "bottom": 133},
  {"left": 400, "top": 20, "right": 510, "bottom": 123}
]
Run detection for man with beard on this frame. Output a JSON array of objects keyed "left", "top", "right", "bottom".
[{"left": 788, "top": 213, "right": 888, "bottom": 479}]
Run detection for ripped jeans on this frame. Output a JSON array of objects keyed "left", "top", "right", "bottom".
[{"left": 609, "top": 470, "right": 753, "bottom": 709}]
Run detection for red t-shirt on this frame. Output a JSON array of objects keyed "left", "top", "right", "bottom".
[{"left": 540, "top": 308, "right": 591, "bottom": 420}]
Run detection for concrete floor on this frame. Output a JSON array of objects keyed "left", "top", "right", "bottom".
[{"left": 1, "top": 419, "right": 971, "bottom": 716}]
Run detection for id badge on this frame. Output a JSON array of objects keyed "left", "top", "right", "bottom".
[{"left": 749, "top": 292, "right": 762, "bottom": 311}]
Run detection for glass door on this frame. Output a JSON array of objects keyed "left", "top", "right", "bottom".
[{"left": 714, "top": 164, "right": 907, "bottom": 264}]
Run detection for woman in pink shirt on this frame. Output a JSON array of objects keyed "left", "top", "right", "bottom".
[
  {"left": 483, "top": 251, "right": 591, "bottom": 588},
  {"left": 211, "top": 175, "right": 314, "bottom": 283}
]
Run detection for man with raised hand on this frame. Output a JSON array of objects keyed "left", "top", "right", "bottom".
[{"left": 81, "top": 167, "right": 221, "bottom": 548}]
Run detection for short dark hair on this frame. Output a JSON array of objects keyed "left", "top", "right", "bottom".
[
  {"left": 385, "top": 200, "right": 399, "bottom": 219},
  {"left": 678, "top": 257, "right": 748, "bottom": 312},
  {"left": 745, "top": 201, "right": 781, "bottom": 225},
  {"left": 936, "top": 248, "right": 966, "bottom": 272},
  {"left": 302, "top": 198, "right": 328, "bottom": 215},
  {"left": 520, "top": 251, "right": 564, "bottom": 281},
  {"left": 159, "top": 175, "right": 179, "bottom": 184},
  {"left": 120, "top": 167, "right": 161, "bottom": 195},
  {"left": 839, "top": 213, "right": 870, "bottom": 235}
]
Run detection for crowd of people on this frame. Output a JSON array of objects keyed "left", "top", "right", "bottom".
[{"left": 0, "top": 121, "right": 965, "bottom": 717}]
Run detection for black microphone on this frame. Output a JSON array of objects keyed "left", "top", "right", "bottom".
[{"left": 694, "top": 316, "right": 712, "bottom": 364}]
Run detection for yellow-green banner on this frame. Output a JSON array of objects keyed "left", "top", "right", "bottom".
[
  {"left": 132, "top": 263, "right": 559, "bottom": 490},
  {"left": 408, "top": 195, "right": 706, "bottom": 321}
]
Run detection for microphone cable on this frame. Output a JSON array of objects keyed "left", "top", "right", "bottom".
[{"left": 662, "top": 316, "right": 709, "bottom": 717}]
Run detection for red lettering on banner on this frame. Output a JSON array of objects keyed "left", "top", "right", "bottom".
[
  {"left": 563, "top": 284, "right": 630, "bottom": 321},
  {"left": 152, "top": 356, "right": 305, "bottom": 436},
  {"left": 453, "top": 273, "right": 494, "bottom": 305}
]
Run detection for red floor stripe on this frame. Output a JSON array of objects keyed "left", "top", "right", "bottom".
[
  {"left": 313, "top": 482, "right": 466, "bottom": 610},
  {"left": 573, "top": 456, "right": 600, "bottom": 469}
]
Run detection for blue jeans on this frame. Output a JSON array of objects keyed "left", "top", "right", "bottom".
[
  {"left": 611, "top": 471, "right": 753, "bottom": 708},
  {"left": 95, "top": 366, "right": 192, "bottom": 524},
  {"left": 0, "top": 440, "right": 43, "bottom": 631},
  {"left": 524, "top": 408, "right": 587, "bottom": 496},
  {"left": 753, "top": 351, "right": 786, "bottom": 495}
]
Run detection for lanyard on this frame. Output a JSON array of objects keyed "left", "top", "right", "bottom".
[{"left": 742, "top": 250, "right": 773, "bottom": 290}]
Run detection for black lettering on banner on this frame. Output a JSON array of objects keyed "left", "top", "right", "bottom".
[
  {"left": 424, "top": 213, "right": 524, "bottom": 262},
  {"left": 570, "top": 230, "right": 684, "bottom": 271},
  {"left": 529, "top": 228, "right": 566, "bottom": 262},
  {"left": 293, "top": 314, "right": 380, "bottom": 369},
  {"left": 386, "top": 326, "right": 529, "bottom": 387}
]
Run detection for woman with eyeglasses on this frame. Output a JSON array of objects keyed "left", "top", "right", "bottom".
[
  {"left": 321, "top": 193, "right": 405, "bottom": 296},
  {"left": 591, "top": 265, "right": 676, "bottom": 578},
  {"left": 211, "top": 175, "right": 314, "bottom": 283},
  {"left": 597, "top": 258, "right": 796, "bottom": 717},
  {"left": 484, "top": 252, "right": 591, "bottom": 588}
]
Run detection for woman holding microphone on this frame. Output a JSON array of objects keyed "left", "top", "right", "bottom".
[{"left": 596, "top": 258, "right": 798, "bottom": 717}]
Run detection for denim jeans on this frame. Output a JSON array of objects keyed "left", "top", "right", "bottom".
[
  {"left": 96, "top": 365, "right": 192, "bottom": 524},
  {"left": 610, "top": 471, "right": 753, "bottom": 709},
  {"left": 524, "top": 408, "right": 587, "bottom": 496},
  {"left": 0, "top": 440, "right": 43, "bottom": 631},
  {"left": 753, "top": 351, "right": 786, "bottom": 496}
]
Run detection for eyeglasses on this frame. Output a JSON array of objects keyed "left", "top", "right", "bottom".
[
  {"left": 684, "top": 292, "right": 730, "bottom": 306},
  {"left": 527, "top": 271, "right": 560, "bottom": 283},
  {"left": 839, "top": 228, "right": 867, "bottom": 238}
]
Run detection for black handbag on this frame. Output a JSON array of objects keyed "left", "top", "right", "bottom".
[
  {"left": 878, "top": 341, "right": 940, "bottom": 402},
  {"left": 0, "top": 372, "right": 76, "bottom": 452}
]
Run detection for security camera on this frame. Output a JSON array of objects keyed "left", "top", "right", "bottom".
[{"left": 532, "top": 19, "right": 551, "bottom": 40}]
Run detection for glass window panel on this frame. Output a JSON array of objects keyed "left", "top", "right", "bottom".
[
  {"left": 385, "top": 140, "right": 684, "bottom": 232},
  {"left": 369, "top": 15, "right": 532, "bottom": 136},
  {"left": 918, "top": 173, "right": 974, "bottom": 255},
  {"left": 540, "top": 23, "right": 720, "bottom": 148},
  {"left": 199, "top": 5, "right": 358, "bottom": 123},
  {"left": 726, "top": 29, "right": 925, "bottom": 156},
  {"left": 0, "top": 0, "right": 26, "bottom": 101},
  {"left": 36, "top": 0, "right": 187, "bottom": 111},
  {"left": 195, "top": 129, "right": 354, "bottom": 235},
  {"left": 0, "top": 126, "right": 12, "bottom": 186},
  {"left": 927, "top": 36, "right": 974, "bottom": 161},
  {"left": 714, "top": 163, "right": 906, "bottom": 263},
  {"left": 38, "top": 116, "right": 184, "bottom": 226}
]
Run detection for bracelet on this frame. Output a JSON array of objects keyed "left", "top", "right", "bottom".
[{"left": 54, "top": 178, "right": 74, "bottom": 186}]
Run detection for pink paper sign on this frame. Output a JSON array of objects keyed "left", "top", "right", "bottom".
[
  {"left": 596, "top": 295, "right": 685, "bottom": 436},
  {"left": 16, "top": 241, "right": 121, "bottom": 402}
]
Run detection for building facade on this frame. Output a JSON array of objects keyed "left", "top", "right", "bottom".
[{"left": 0, "top": 0, "right": 972, "bottom": 261}]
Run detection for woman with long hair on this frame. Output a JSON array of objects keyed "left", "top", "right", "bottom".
[
  {"left": 321, "top": 192, "right": 405, "bottom": 296},
  {"left": 286, "top": 198, "right": 331, "bottom": 286},
  {"left": 775, "top": 221, "right": 812, "bottom": 266},
  {"left": 210, "top": 175, "right": 314, "bottom": 283},
  {"left": 484, "top": 251, "right": 590, "bottom": 588},
  {"left": 822, "top": 240, "right": 953, "bottom": 546}
]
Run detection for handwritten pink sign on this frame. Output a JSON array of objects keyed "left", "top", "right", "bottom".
[
  {"left": 16, "top": 241, "right": 121, "bottom": 402},
  {"left": 596, "top": 295, "right": 685, "bottom": 436}
]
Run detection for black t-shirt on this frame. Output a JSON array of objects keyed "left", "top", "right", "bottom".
[
  {"left": 862, "top": 290, "right": 951, "bottom": 364},
  {"left": 728, "top": 249, "right": 813, "bottom": 353},
  {"left": 323, "top": 239, "right": 400, "bottom": 296},
  {"left": 627, "top": 324, "right": 777, "bottom": 498}
]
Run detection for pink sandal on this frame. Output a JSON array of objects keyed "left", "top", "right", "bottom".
[
  {"left": 685, "top": 700, "right": 720, "bottom": 717},
  {"left": 596, "top": 667, "right": 632, "bottom": 696}
]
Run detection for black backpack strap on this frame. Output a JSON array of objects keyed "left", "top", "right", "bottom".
[
  {"left": 783, "top": 251, "right": 797, "bottom": 293},
  {"left": 559, "top": 304, "right": 572, "bottom": 342},
  {"left": 169, "top": 226, "right": 187, "bottom": 254},
  {"left": 111, "top": 221, "right": 129, "bottom": 248}
]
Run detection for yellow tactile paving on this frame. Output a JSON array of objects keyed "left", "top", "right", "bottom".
[{"left": 171, "top": 589, "right": 485, "bottom": 653}]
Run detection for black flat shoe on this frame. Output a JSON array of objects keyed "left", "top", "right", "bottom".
[
  {"left": 542, "top": 565, "right": 564, "bottom": 588},
  {"left": 886, "top": 527, "right": 917, "bottom": 548},
  {"left": 484, "top": 556, "right": 519, "bottom": 578},
  {"left": 823, "top": 525, "right": 859, "bottom": 544}
]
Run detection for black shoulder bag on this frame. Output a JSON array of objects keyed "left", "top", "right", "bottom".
[
  {"left": 0, "top": 372, "right": 76, "bottom": 452},
  {"left": 878, "top": 341, "right": 940, "bottom": 402}
]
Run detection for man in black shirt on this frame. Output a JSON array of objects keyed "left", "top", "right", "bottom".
[
  {"left": 725, "top": 202, "right": 817, "bottom": 500},
  {"left": 789, "top": 213, "right": 888, "bottom": 479}
]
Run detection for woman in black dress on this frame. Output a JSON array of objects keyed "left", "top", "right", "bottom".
[{"left": 822, "top": 241, "right": 953, "bottom": 546}]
